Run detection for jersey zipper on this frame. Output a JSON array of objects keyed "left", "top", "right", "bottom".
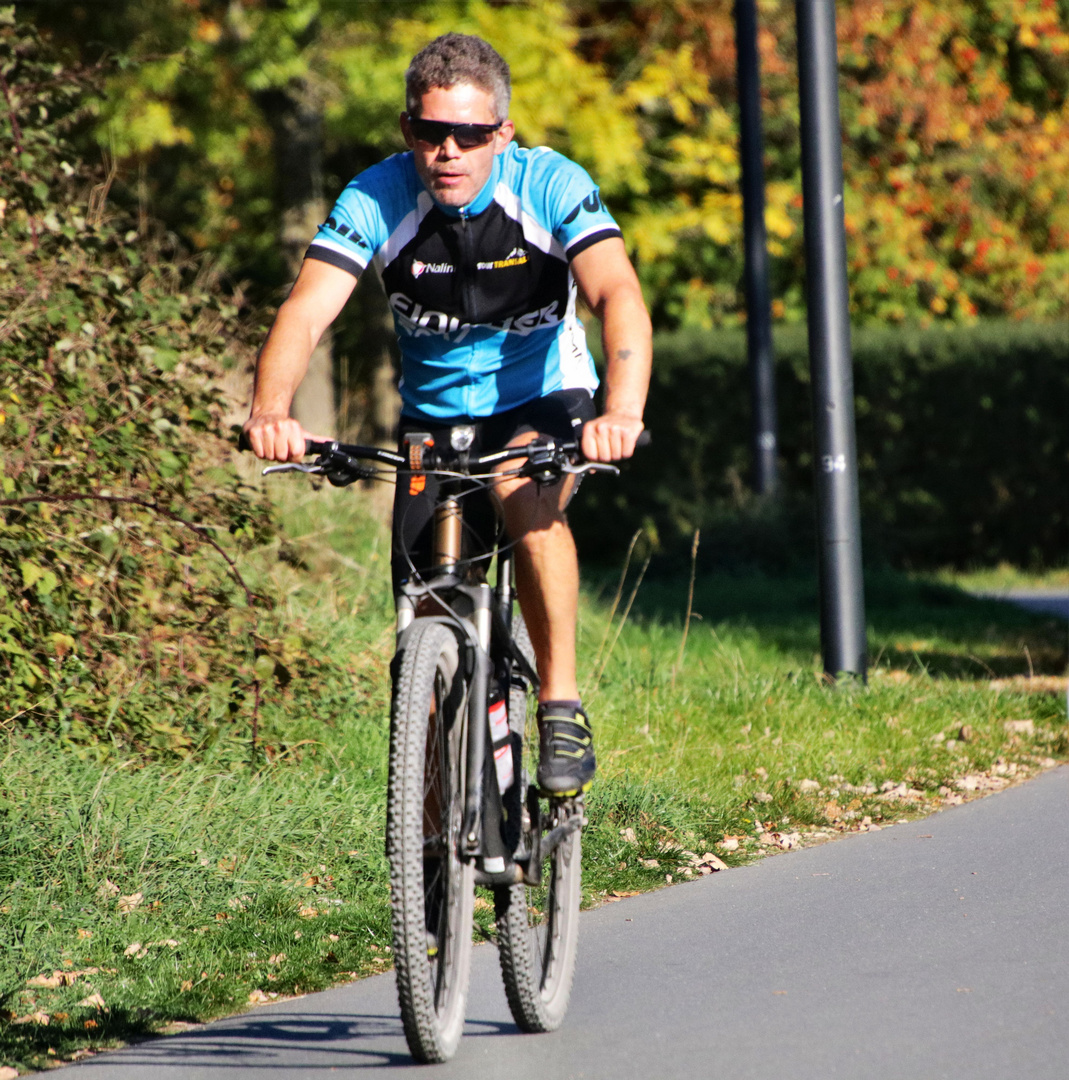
[{"left": 459, "top": 211, "right": 478, "bottom": 324}]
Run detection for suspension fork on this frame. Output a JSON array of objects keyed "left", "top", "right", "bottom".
[{"left": 461, "top": 582, "right": 492, "bottom": 857}]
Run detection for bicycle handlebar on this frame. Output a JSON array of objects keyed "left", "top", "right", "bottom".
[{"left": 238, "top": 429, "right": 649, "bottom": 488}]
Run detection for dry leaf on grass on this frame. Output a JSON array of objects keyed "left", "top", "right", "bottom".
[
  {"left": 77, "top": 993, "right": 106, "bottom": 1010},
  {"left": 96, "top": 878, "right": 120, "bottom": 900},
  {"left": 12, "top": 1010, "right": 51, "bottom": 1026},
  {"left": 117, "top": 891, "right": 143, "bottom": 914},
  {"left": 603, "top": 890, "right": 640, "bottom": 903},
  {"left": 473, "top": 896, "right": 494, "bottom": 912},
  {"left": 27, "top": 968, "right": 99, "bottom": 988},
  {"left": 1, "top": 1066, "right": 21, "bottom": 1079}
]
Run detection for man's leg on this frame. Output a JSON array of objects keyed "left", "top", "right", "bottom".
[
  {"left": 495, "top": 436, "right": 595, "bottom": 795},
  {"left": 495, "top": 458, "right": 580, "bottom": 703}
]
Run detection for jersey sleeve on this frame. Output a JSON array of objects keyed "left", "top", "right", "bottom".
[
  {"left": 538, "top": 152, "right": 623, "bottom": 260},
  {"left": 305, "top": 159, "right": 400, "bottom": 277}
]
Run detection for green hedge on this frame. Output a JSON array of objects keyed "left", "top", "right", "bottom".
[{"left": 572, "top": 320, "right": 1068, "bottom": 570}]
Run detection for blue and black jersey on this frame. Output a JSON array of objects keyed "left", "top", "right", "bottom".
[{"left": 306, "top": 142, "right": 623, "bottom": 420}]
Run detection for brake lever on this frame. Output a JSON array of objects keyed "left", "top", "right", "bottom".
[
  {"left": 262, "top": 462, "right": 326, "bottom": 476},
  {"left": 562, "top": 461, "right": 620, "bottom": 476}
]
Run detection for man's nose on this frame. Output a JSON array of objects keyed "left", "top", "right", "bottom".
[{"left": 436, "top": 136, "right": 463, "bottom": 159}]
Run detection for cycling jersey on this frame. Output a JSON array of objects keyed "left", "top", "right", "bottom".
[{"left": 306, "top": 141, "right": 622, "bottom": 420}]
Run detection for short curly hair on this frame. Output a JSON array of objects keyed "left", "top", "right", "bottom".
[{"left": 405, "top": 33, "right": 511, "bottom": 122}]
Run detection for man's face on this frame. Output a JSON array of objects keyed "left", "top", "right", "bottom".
[{"left": 401, "top": 83, "right": 514, "bottom": 208}]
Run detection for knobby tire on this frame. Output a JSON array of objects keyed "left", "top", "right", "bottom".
[
  {"left": 494, "top": 616, "right": 582, "bottom": 1032},
  {"left": 387, "top": 620, "right": 474, "bottom": 1063}
]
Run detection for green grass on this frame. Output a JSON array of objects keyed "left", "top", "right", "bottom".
[{"left": 2, "top": 485, "right": 1066, "bottom": 1072}]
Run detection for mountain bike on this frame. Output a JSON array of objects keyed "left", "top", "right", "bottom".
[{"left": 246, "top": 429, "right": 631, "bottom": 1062}]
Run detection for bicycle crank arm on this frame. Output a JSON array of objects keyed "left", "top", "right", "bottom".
[{"left": 538, "top": 811, "right": 586, "bottom": 861}]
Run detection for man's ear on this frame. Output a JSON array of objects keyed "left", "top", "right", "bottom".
[
  {"left": 400, "top": 112, "right": 415, "bottom": 148},
  {"left": 494, "top": 118, "right": 515, "bottom": 154}
]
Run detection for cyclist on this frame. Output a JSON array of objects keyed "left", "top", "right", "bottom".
[{"left": 244, "top": 33, "right": 652, "bottom": 797}]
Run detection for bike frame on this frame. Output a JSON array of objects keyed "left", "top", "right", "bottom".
[{"left": 256, "top": 433, "right": 607, "bottom": 886}]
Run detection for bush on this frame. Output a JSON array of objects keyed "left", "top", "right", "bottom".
[
  {"left": 572, "top": 320, "right": 1069, "bottom": 570},
  {"left": 0, "top": 16, "right": 282, "bottom": 752}
]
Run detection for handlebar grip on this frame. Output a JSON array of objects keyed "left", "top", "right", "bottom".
[
  {"left": 237, "top": 430, "right": 252, "bottom": 453},
  {"left": 635, "top": 430, "right": 652, "bottom": 449}
]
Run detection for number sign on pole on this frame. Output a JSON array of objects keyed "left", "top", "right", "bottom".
[{"left": 795, "top": 0, "right": 868, "bottom": 679}]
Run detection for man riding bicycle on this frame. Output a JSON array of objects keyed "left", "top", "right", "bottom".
[{"left": 244, "top": 33, "right": 652, "bottom": 798}]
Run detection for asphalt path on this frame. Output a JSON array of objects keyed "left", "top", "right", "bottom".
[
  {"left": 975, "top": 589, "right": 1069, "bottom": 621},
  {"left": 67, "top": 764, "right": 1068, "bottom": 1079}
]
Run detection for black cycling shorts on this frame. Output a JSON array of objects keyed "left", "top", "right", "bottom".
[{"left": 391, "top": 388, "right": 596, "bottom": 590}]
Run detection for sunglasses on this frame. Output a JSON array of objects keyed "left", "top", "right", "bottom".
[{"left": 406, "top": 115, "right": 502, "bottom": 150}]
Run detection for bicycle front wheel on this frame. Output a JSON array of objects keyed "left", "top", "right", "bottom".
[
  {"left": 494, "top": 616, "right": 582, "bottom": 1032},
  {"left": 387, "top": 620, "right": 474, "bottom": 1063}
]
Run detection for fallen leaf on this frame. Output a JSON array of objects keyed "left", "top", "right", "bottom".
[
  {"left": 117, "top": 891, "right": 143, "bottom": 914},
  {"left": 473, "top": 897, "right": 494, "bottom": 912},
  {"left": 619, "top": 827, "right": 637, "bottom": 843},
  {"left": 248, "top": 989, "right": 271, "bottom": 1004},
  {"left": 753, "top": 791, "right": 773, "bottom": 803},
  {"left": 77, "top": 993, "right": 106, "bottom": 1010},
  {"left": 83, "top": 1019, "right": 98, "bottom": 1029},
  {"left": 123, "top": 943, "right": 147, "bottom": 959},
  {"left": 695, "top": 852, "right": 730, "bottom": 871},
  {"left": 823, "top": 800, "right": 842, "bottom": 822},
  {"left": 0, "top": 1066, "right": 20, "bottom": 1079},
  {"left": 180, "top": 980, "right": 193, "bottom": 992},
  {"left": 76, "top": 928, "right": 93, "bottom": 940},
  {"left": 638, "top": 858, "right": 660, "bottom": 869},
  {"left": 717, "top": 837, "right": 740, "bottom": 852},
  {"left": 798, "top": 778, "right": 821, "bottom": 793},
  {"left": 1005, "top": 718, "right": 1036, "bottom": 735},
  {"left": 297, "top": 905, "right": 320, "bottom": 918},
  {"left": 12, "top": 1011, "right": 51, "bottom": 1025},
  {"left": 26, "top": 972, "right": 64, "bottom": 989},
  {"left": 268, "top": 953, "right": 286, "bottom": 965},
  {"left": 603, "top": 890, "right": 640, "bottom": 903},
  {"left": 97, "top": 878, "right": 120, "bottom": 900}
]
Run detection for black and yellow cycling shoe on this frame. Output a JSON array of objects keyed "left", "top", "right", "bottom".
[{"left": 536, "top": 701, "right": 596, "bottom": 796}]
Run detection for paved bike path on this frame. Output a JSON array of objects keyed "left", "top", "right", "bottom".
[{"left": 68, "top": 765, "right": 1068, "bottom": 1079}]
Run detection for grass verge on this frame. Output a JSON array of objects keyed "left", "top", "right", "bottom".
[{"left": 2, "top": 487, "right": 1066, "bottom": 1073}]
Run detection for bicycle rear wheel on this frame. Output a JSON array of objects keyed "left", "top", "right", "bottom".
[
  {"left": 494, "top": 616, "right": 583, "bottom": 1033},
  {"left": 387, "top": 620, "right": 474, "bottom": 1062}
]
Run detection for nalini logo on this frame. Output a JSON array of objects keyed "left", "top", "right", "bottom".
[{"left": 411, "top": 259, "right": 453, "bottom": 278}]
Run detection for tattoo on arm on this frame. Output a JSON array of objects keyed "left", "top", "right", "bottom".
[{"left": 614, "top": 348, "right": 633, "bottom": 361}]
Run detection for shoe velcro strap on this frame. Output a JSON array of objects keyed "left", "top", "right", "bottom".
[{"left": 543, "top": 719, "right": 591, "bottom": 745}]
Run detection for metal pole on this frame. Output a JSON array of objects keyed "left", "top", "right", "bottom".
[
  {"left": 735, "top": 0, "right": 778, "bottom": 496},
  {"left": 795, "top": 0, "right": 867, "bottom": 678}
]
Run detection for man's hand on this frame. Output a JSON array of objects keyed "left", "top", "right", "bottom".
[
  {"left": 581, "top": 410, "right": 645, "bottom": 462},
  {"left": 243, "top": 413, "right": 314, "bottom": 462}
]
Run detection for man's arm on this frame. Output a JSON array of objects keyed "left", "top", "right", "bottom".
[
  {"left": 569, "top": 237, "right": 652, "bottom": 462},
  {"left": 244, "top": 258, "right": 359, "bottom": 461}
]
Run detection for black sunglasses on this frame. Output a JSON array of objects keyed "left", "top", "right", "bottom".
[{"left": 406, "top": 115, "right": 502, "bottom": 150}]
